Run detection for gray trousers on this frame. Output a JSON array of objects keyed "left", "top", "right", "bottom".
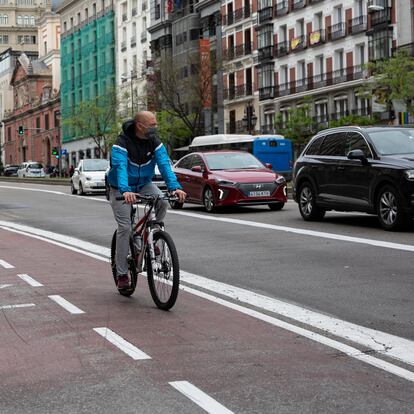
[{"left": 109, "top": 183, "right": 168, "bottom": 276}]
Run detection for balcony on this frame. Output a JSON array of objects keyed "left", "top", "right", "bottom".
[
  {"left": 308, "top": 29, "right": 325, "bottom": 47},
  {"left": 369, "top": 36, "right": 392, "bottom": 60},
  {"left": 290, "top": 35, "right": 306, "bottom": 52},
  {"left": 224, "top": 6, "right": 251, "bottom": 26},
  {"left": 132, "top": 7, "right": 137, "bottom": 16},
  {"left": 258, "top": 45, "right": 274, "bottom": 61},
  {"left": 274, "top": 40, "right": 289, "bottom": 57},
  {"left": 370, "top": 7, "right": 391, "bottom": 27},
  {"left": 309, "top": 0, "right": 324, "bottom": 3},
  {"left": 259, "top": 86, "right": 275, "bottom": 101},
  {"left": 329, "top": 22, "right": 346, "bottom": 41},
  {"left": 141, "top": 31, "right": 147, "bottom": 42},
  {"left": 257, "top": 6, "right": 273, "bottom": 25},
  {"left": 348, "top": 15, "right": 367, "bottom": 34},
  {"left": 130, "top": 36, "right": 136, "bottom": 47},
  {"left": 224, "top": 43, "right": 253, "bottom": 61},
  {"left": 224, "top": 84, "right": 253, "bottom": 100},
  {"left": 275, "top": 1, "right": 288, "bottom": 16},
  {"left": 122, "top": 13, "right": 127, "bottom": 22},
  {"left": 293, "top": 0, "right": 306, "bottom": 10},
  {"left": 121, "top": 41, "right": 126, "bottom": 51}
]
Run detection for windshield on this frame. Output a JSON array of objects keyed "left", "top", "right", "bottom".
[
  {"left": 368, "top": 129, "right": 414, "bottom": 155},
  {"left": 29, "top": 163, "right": 43, "bottom": 169},
  {"left": 83, "top": 159, "right": 109, "bottom": 171},
  {"left": 204, "top": 152, "right": 264, "bottom": 170}
]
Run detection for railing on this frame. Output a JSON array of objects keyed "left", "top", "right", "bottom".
[
  {"left": 348, "top": 15, "right": 367, "bottom": 34},
  {"left": 121, "top": 41, "right": 126, "bottom": 51},
  {"left": 293, "top": 0, "right": 306, "bottom": 9},
  {"left": 259, "top": 86, "right": 275, "bottom": 100},
  {"left": 274, "top": 40, "right": 289, "bottom": 57},
  {"left": 258, "top": 45, "right": 274, "bottom": 61},
  {"left": 275, "top": 0, "right": 288, "bottom": 16},
  {"left": 352, "top": 107, "right": 371, "bottom": 116},
  {"left": 290, "top": 35, "right": 306, "bottom": 52},
  {"left": 130, "top": 36, "right": 136, "bottom": 47},
  {"left": 224, "top": 6, "right": 252, "bottom": 26},
  {"left": 261, "top": 124, "right": 275, "bottom": 134},
  {"left": 308, "top": 29, "right": 325, "bottom": 46},
  {"left": 328, "top": 22, "right": 346, "bottom": 41},
  {"left": 122, "top": 13, "right": 127, "bottom": 22},
  {"left": 370, "top": 7, "right": 391, "bottom": 26},
  {"left": 224, "top": 84, "right": 253, "bottom": 100},
  {"left": 257, "top": 6, "right": 273, "bottom": 24}
]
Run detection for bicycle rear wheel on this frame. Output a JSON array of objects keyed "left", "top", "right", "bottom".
[
  {"left": 110, "top": 230, "right": 138, "bottom": 297},
  {"left": 146, "top": 230, "right": 180, "bottom": 310}
]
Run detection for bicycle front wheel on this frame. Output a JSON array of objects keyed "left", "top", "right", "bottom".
[{"left": 147, "top": 230, "right": 180, "bottom": 310}]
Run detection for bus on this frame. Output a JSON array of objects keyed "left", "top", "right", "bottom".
[{"left": 188, "top": 134, "right": 293, "bottom": 180}]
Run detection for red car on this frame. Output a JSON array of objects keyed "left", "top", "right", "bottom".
[{"left": 171, "top": 151, "right": 287, "bottom": 212}]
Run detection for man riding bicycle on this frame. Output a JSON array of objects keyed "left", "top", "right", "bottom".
[{"left": 107, "top": 111, "right": 186, "bottom": 290}]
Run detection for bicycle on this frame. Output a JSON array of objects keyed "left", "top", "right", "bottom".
[{"left": 110, "top": 192, "right": 180, "bottom": 311}]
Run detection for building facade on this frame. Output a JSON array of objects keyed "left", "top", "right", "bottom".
[
  {"left": 0, "top": 0, "right": 52, "bottom": 54},
  {"left": 58, "top": 0, "right": 115, "bottom": 167},
  {"left": 115, "top": 0, "right": 151, "bottom": 118},
  {"left": 221, "top": 0, "right": 258, "bottom": 133},
  {"left": 3, "top": 52, "right": 60, "bottom": 167},
  {"left": 253, "top": 0, "right": 409, "bottom": 134}
]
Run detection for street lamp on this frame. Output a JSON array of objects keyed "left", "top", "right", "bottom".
[{"left": 242, "top": 101, "right": 257, "bottom": 134}]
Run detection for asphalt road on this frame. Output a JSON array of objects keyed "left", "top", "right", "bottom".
[{"left": 0, "top": 182, "right": 413, "bottom": 413}]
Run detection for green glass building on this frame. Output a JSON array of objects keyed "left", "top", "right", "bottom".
[{"left": 59, "top": 1, "right": 115, "bottom": 146}]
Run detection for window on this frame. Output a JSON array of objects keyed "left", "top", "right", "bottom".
[
  {"left": 259, "top": 63, "right": 274, "bottom": 89},
  {"left": 335, "top": 49, "right": 344, "bottom": 70},
  {"left": 36, "top": 117, "right": 40, "bottom": 129},
  {"left": 191, "top": 155, "right": 205, "bottom": 170},
  {"left": 334, "top": 96, "right": 348, "bottom": 116},
  {"left": 306, "top": 136, "right": 324, "bottom": 155},
  {"left": 315, "top": 55, "right": 324, "bottom": 75},
  {"left": 0, "top": 14, "right": 8, "bottom": 25},
  {"left": 355, "top": 0, "right": 364, "bottom": 17},
  {"left": 177, "top": 155, "right": 193, "bottom": 170},
  {"left": 63, "top": 21, "right": 67, "bottom": 31},
  {"left": 7, "top": 126, "right": 11, "bottom": 142},
  {"left": 45, "top": 114, "right": 49, "bottom": 130},
  {"left": 319, "top": 133, "right": 346, "bottom": 156},
  {"left": 258, "top": 24, "right": 273, "bottom": 49},
  {"left": 314, "top": 12, "right": 323, "bottom": 31},
  {"left": 346, "top": 132, "right": 371, "bottom": 158},
  {"left": 85, "top": 8, "right": 89, "bottom": 19},
  {"left": 356, "top": 44, "right": 365, "bottom": 65},
  {"left": 297, "top": 19, "right": 304, "bottom": 36},
  {"left": 93, "top": 3, "right": 96, "bottom": 15},
  {"left": 77, "top": 12, "right": 81, "bottom": 25},
  {"left": 334, "top": 6, "right": 343, "bottom": 24},
  {"left": 0, "top": 35, "right": 8, "bottom": 44}
]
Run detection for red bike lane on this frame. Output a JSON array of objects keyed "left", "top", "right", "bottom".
[{"left": 0, "top": 227, "right": 413, "bottom": 413}]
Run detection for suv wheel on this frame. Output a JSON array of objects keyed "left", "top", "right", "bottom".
[
  {"left": 377, "top": 185, "right": 407, "bottom": 231},
  {"left": 298, "top": 182, "right": 325, "bottom": 221}
]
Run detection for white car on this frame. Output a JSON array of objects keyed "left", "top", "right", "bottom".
[
  {"left": 71, "top": 159, "right": 109, "bottom": 195},
  {"left": 17, "top": 161, "right": 46, "bottom": 178}
]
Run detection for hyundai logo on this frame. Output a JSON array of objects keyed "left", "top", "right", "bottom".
[{"left": 255, "top": 184, "right": 262, "bottom": 189}]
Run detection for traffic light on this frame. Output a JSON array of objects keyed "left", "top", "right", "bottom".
[
  {"left": 51, "top": 147, "right": 58, "bottom": 157},
  {"left": 18, "top": 126, "right": 24, "bottom": 135}
]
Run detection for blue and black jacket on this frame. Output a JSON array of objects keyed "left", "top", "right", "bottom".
[{"left": 107, "top": 120, "right": 182, "bottom": 194}]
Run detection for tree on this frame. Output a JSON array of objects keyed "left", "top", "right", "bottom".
[
  {"left": 275, "top": 97, "right": 314, "bottom": 156},
  {"left": 156, "top": 110, "right": 193, "bottom": 154},
  {"left": 328, "top": 113, "right": 379, "bottom": 128},
  {"left": 63, "top": 88, "right": 122, "bottom": 159},
  {"left": 359, "top": 51, "right": 414, "bottom": 114},
  {"left": 151, "top": 51, "right": 213, "bottom": 142}
]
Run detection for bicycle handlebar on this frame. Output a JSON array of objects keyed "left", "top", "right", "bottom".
[{"left": 115, "top": 192, "right": 178, "bottom": 202}]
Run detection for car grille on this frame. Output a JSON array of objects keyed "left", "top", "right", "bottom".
[{"left": 238, "top": 182, "right": 277, "bottom": 196}]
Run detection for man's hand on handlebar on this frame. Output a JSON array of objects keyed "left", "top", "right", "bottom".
[
  {"left": 123, "top": 192, "right": 137, "bottom": 204},
  {"left": 172, "top": 189, "right": 186, "bottom": 203}
]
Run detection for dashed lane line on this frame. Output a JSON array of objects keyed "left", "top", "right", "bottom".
[
  {"left": 17, "top": 274, "right": 44, "bottom": 287},
  {"left": 48, "top": 295, "right": 85, "bottom": 315},
  {"left": 0, "top": 259, "right": 14, "bottom": 269},
  {"left": 1, "top": 221, "right": 414, "bottom": 382},
  {"left": 0, "top": 303, "right": 35, "bottom": 310},
  {"left": 93, "top": 327, "right": 152, "bottom": 360},
  {"left": 0, "top": 284, "right": 13, "bottom": 289},
  {"left": 170, "top": 381, "right": 234, "bottom": 414}
]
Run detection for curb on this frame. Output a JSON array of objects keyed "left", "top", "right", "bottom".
[{"left": 0, "top": 177, "right": 71, "bottom": 186}]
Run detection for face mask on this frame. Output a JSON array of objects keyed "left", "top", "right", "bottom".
[{"left": 145, "top": 127, "right": 158, "bottom": 140}]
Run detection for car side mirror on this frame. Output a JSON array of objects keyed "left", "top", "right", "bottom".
[
  {"left": 347, "top": 149, "right": 368, "bottom": 164},
  {"left": 74, "top": 168, "right": 79, "bottom": 174},
  {"left": 191, "top": 165, "right": 202, "bottom": 173},
  {"left": 265, "top": 163, "right": 273, "bottom": 169}
]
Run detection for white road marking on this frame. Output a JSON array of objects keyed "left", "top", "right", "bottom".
[
  {"left": 0, "top": 284, "right": 12, "bottom": 289},
  {"left": 170, "top": 381, "right": 234, "bottom": 414},
  {"left": 179, "top": 284, "right": 414, "bottom": 383},
  {"left": 169, "top": 210, "right": 414, "bottom": 253},
  {"left": 1, "top": 222, "right": 413, "bottom": 381},
  {"left": 0, "top": 185, "right": 66, "bottom": 195},
  {"left": 0, "top": 259, "right": 14, "bottom": 269},
  {"left": 179, "top": 271, "right": 414, "bottom": 367},
  {"left": 48, "top": 295, "right": 85, "bottom": 314},
  {"left": 93, "top": 327, "right": 151, "bottom": 360},
  {"left": 17, "top": 273, "right": 43, "bottom": 287},
  {"left": 0, "top": 303, "right": 35, "bottom": 310}
]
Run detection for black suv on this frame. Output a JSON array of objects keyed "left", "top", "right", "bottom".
[{"left": 293, "top": 126, "right": 414, "bottom": 230}]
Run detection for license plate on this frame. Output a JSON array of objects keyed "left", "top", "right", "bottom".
[{"left": 249, "top": 191, "right": 271, "bottom": 197}]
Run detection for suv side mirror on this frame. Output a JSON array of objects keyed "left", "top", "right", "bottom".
[
  {"left": 265, "top": 163, "right": 273, "bottom": 169},
  {"left": 191, "top": 165, "right": 203, "bottom": 173},
  {"left": 347, "top": 149, "right": 368, "bottom": 164}
]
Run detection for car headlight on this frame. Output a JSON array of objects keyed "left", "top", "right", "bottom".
[
  {"left": 405, "top": 170, "right": 414, "bottom": 180},
  {"left": 215, "top": 178, "right": 237, "bottom": 186},
  {"left": 275, "top": 175, "right": 286, "bottom": 184}
]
